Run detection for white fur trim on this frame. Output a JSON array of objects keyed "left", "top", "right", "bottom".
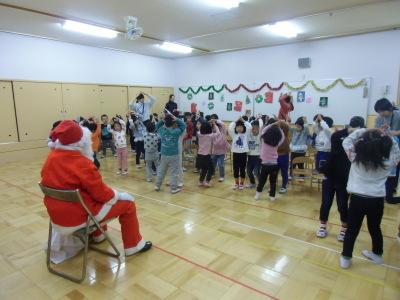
[
  {"left": 124, "top": 239, "right": 146, "bottom": 256},
  {"left": 53, "top": 126, "right": 94, "bottom": 161},
  {"left": 107, "top": 189, "right": 119, "bottom": 205},
  {"left": 93, "top": 233, "right": 106, "bottom": 243}
]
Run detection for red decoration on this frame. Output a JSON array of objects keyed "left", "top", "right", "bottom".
[
  {"left": 265, "top": 92, "right": 273, "bottom": 103},
  {"left": 191, "top": 103, "right": 197, "bottom": 113},
  {"left": 234, "top": 101, "right": 243, "bottom": 112}
]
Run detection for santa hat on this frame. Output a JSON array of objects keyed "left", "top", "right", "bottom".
[{"left": 50, "top": 120, "right": 83, "bottom": 145}]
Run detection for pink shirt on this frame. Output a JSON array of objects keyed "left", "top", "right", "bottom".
[
  {"left": 198, "top": 124, "right": 220, "bottom": 155},
  {"left": 212, "top": 122, "right": 230, "bottom": 155},
  {"left": 260, "top": 125, "right": 284, "bottom": 164}
]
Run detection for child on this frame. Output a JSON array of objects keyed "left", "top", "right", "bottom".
[
  {"left": 197, "top": 119, "right": 220, "bottom": 187},
  {"left": 100, "top": 114, "right": 116, "bottom": 158},
  {"left": 82, "top": 117, "right": 101, "bottom": 169},
  {"left": 110, "top": 117, "right": 128, "bottom": 175},
  {"left": 246, "top": 117, "right": 263, "bottom": 188},
  {"left": 144, "top": 122, "right": 160, "bottom": 182},
  {"left": 278, "top": 94, "right": 294, "bottom": 122},
  {"left": 228, "top": 117, "right": 252, "bottom": 190},
  {"left": 183, "top": 112, "right": 194, "bottom": 154},
  {"left": 129, "top": 113, "right": 147, "bottom": 169},
  {"left": 277, "top": 119, "right": 291, "bottom": 193},
  {"left": 313, "top": 114, "right": 334, "bottom": 171},
  {"left": 289, "top": 117, "right": 310, "bottom": 178},
  {"left": 155, "top": 114, "right": 186, "bottom": 194},
  {"left": 316, "top": 116, "right": 365, "bottom": 242},
  {"left": 211, "top": 114, "right": 230, "bottom": 182},
  {"left": 340, "top": 128, "right": 400, "bottom": 269},
  {"left": 255, "top": 121, "right": 284, "bottom": 201}
]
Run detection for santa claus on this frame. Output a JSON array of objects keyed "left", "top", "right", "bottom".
[{"left": 42, "top": 120, "right": 152, "bottom": 257}]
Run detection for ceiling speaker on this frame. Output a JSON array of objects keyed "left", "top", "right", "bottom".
[{"left": 298, "top": 57, "right": 311, "bottom": 69}]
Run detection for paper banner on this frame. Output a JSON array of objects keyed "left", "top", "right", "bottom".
[
  {"left": 319, "top": 97, "right": 328, "bottom": 107},
  {"left": 306, "top": 96, "right": 312, "bottom": 104},
  {"left": 265, "top": 92, "right": 273, "bottom": 103},
  {"left": 208, "top": 102, "right": 215, "bottom": 110},
  {"left": 245, "top": 95, "right": 251, "bottom": 104},
  {"left": 209, "top": 92, "right": 214, "bottom": 100},
  {"left": 255, "top": 94, "right": 263, "bottom": 103},
  {"left": 234, "top": 101, "right": 243, "bottom": 112},
  {"left": 227, "top": 103, "right": 233, "bottom": 111},
  {"left": 187, "top": 93, "right": 193, "bottom": 100},
  {"left": 297, "top": 91, "right": 305, "bottom": 103},
  {"left": 191, "top": 103, "right": 197, "bottom": 113}
]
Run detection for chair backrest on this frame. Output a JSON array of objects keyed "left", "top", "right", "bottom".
[
  {"left": 292, "top": 156, "right": 313, "bottom": 169},
  {"left": 38, "top": 182, "right": 81, "bottom": 202}
]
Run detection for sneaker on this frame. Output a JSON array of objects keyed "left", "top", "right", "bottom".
[
  {"left": 254, "top": 192, "right": 261, "bottom": 200},
  {"left": 238, "top": 185, "right": 244, "bottom": 190},
  {"left": 198, "top": 182, "right": 204, "bottom": 187},
  {"left": 113, "top": 154, "right": 117, "bottom": 157},
  {"left": 154, "top": 186, "right": 160, "bottom": 191},
  {"left": 178, "top": 183, "right": 184, "bottom": 188},
  {"left": 340, "top": 256, "right": 352, "bottom": 269},
  {"left": 397, "top": 234, "right": 400, "bottom": 243},
  {"left": 100, "top": 155, "right": 105, "bottom": 159},
  {"left": 203, "top": 181, "right": 211, "bottom": 188},
  {"left": 298, "top": 178, "right": 305, "bottom": 182},
  {"left": 182, "top": 167, "right": 187, "bottom": 172},
  {"left": 245, "top": 183, "right": 256, "bottom": 189},
  {"left": 337, "top": 229, "right": 346, "bottom": 242},
  {"left": 288, "top": 176, "right": 292, "bottom": 180},
  {"left": 122, "top": 170, "right": 128, "bottom": 175},
  {"left": 116, "top": 170, "right": 122, "bottom": 175},
  {"left": 361, "top": 250, "right": 383, "bottom": 264},
  {"left": 193, "top": 169, "right": 199, "bottom": 173},
  {"left": 146, "top": 179, "right": 152, "bottom": 182},
  {"left": 279, "top": 187, "right": 287, "bottom": 194},
  {"left": 316, "top": 225, "right": 328, "bottom": 238},
  {"left": 233, "top": 184, "right": 239, "bottom": 190},
  {"left": 136, "top": 165, "right": 142, "bottom": 169},
  {"left": 269, "top": 196, "right": 276, "bottom": 201},
  {"left": 152, "top": 171, "right": 157, "bottom": 176},
  {"left": 218, "top": 177, "right": 224, "bottom": 182},
  {"left": 171, "top": 188, "right": 181, "bottom": 194}
]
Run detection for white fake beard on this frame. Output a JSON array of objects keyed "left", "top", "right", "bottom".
[{"left": 53, "top": 127, "right": 94, "bottom": 162}]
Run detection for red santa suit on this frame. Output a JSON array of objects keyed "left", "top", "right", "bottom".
[
  {"left": 278, "top": 94, "right": 294, "bottom": 123},
  {"left": 42, "top": 120, "right": 151, "bottom": 256}
]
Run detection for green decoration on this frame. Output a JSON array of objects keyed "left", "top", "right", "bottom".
[
  {"left": 255, "top": 94, "right": 263, "bottom": 103},
  {"left": 227, "top": 103, "right": 232, "bottom": 111},
  {"left": 179, "top": 85, "right": 225, "bottom": 95},
  {"left": 245, "top": 95, "right": 251, "bottom": 104},
  {"left": 284, "top": 78, "right": 365, "bottom": 92},
  {"left": 220, "top": 94, "right": 225, "bottom": 102},
  {"left": 319, "top": 97, "right": 328, "bottom": 107},
  {"left": 208, "top": 102, "right": 215, "bottom": 110},
  {"left": 187, "top": 93, "right": 193, "bottom": 100}
]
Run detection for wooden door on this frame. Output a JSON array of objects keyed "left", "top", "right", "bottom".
[
  {"left": 0, "top": 81, "right": 18, "bottom": 142},
  {"left": 62, "top": 84, "right": 100, "bottom": 120},
  {"left": 151, "top": 87, "right": 175, "bottom": 114},
  {"left": 99, "top": 86, "right": 128, "bottom": 118},
  {"left": 13, "top": 81, "right": 63, "bottom": 141}
]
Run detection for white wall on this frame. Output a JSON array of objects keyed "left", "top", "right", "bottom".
[
  {"left": 174, "top": 30, "right": 400, "bottom": 115},
  {"left": 0, "top": 32, "right": 175, "bottom": 86}
]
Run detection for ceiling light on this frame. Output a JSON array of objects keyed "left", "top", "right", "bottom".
[
  {"left": 159, "top": 42, "right": 193, "bottom": 54},
  {"left": 265, "top": 21, "right": 301, "bottom": 38},
  {"left": 62, "top": 20, "right": 118, "bottom": 38},
  {"left": 205, "top": 0, "right": 244, "bottom": 9}
]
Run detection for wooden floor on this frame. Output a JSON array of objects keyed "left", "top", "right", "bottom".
[{"left": 0, "top": 154, "right": 399, "bottom": 300}]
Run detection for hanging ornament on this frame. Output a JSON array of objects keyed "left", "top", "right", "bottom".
[
  {"left": 187, "top": 93, "right": 193, "bottom": 100},
  {"left": 220, "top": 94, "right": 225, "bottom": 102},
  {"left": 227, "top": 103, "right": 233, "bottom": 111},
  {"left": 208, "top": 102, "right": 215, "bottom": 110},
  {"left": 319, "top": 97, "right": 328, "bottom": 107},
  {"left": 264, "top": 92, "right": 273, "bottom": 103},
  {"left": 234, "top": 101, "right": 243, "bottom": 112},
  {"left": 297, "top": 91, "right": 305, "bottom": 103},
  {"left": 255, "top": 94, "right": 263, "bottom": 103},
  {"left": 191, "top": 103, "right": 198, "bottom": 113},
  {"left": 209, "top": 92, "right": 214, "bottom": 100},
  {"left": 245, "top": 95, "right": 251, "bottom": 104}
]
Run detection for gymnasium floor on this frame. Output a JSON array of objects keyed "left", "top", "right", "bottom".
[{"left": 0, "top": 154, "right": 399, "bottom": 300}]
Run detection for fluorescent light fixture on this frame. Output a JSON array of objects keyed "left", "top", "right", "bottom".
[
  {"left": 159, "top": 42, "right": 193, "bottom": 54},
  {"left": 205, "top": 0, "right": 243, "bottom": 9},
  {"left": 265, "top": 21, "right": 301, "bottom": 38},
  {"left": 62, "top": 20, "right": 118, "bottom": 38}
]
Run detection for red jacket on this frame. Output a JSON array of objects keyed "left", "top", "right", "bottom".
[
  {"left": 278, "top": 98, "right": 294, "bottom": 123},
  {"left": 41, "top": 149, "right": 117, "bottom": 233}
]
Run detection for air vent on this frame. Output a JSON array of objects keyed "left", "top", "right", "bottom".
[{"left": 298, "top": 57, "right": 311, "bottom": 69}]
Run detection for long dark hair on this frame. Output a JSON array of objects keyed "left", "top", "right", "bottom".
[
  {"left": 262, "top": 125, "right": 282, "bottom": 147},
  {"left": 200, "top": 122, "right": 212, "bottom": 135},
  {"left": 354, "top": 130, "right": 392, "bottom": 171}
]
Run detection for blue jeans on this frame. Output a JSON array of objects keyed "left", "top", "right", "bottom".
[
  {"left": 211, "top": 154, "right": 225, "bottom": 178},
  {"left": 247, "top": 155, "right": 261, "bottom": 184},
  {"left": 278, "top": 154, "right": 289, "bottom": 188}
]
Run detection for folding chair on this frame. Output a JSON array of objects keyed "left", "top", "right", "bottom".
[
  {"left": 291, "top": 156, "right": 314, "bottom": 188},
  {"left": 39, "top": 183, "right": 120, "bottom": 283}
]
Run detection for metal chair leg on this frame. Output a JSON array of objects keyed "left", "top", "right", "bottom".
[{"left": 88, "top": 217, "right": 121, "bottom": 258}]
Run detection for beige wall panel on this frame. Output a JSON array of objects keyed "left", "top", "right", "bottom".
[
  {"left": 128, "top": 86, "right": 152, "bottom": 105},
  {"left": 0, "top": 81, "right": 18, "bottom": 142},
  {"left": 99, "top": 86, "right": 128, "bottom": 117},
  {"left": 367, "top": 115, "right": 377, "bottom": 128},
  {"left": 13, "top": 81, "right": 63, "bottom": 141},
  {"left": 151, "top": 87, "right": 174, "bottom": 115},
  {"left": 62, "top": 84, "right": 100, "bottom": 119}
]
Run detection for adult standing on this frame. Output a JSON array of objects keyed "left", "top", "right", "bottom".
[
  {"left": 165, "top": 94, "right": 178, "bottom": 113},
  {"left": 129, "top": 92, "right": 156, "bottom": 127}
]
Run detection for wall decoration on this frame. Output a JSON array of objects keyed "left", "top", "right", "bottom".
[
  {"left": 191, "top": 103, "right": 197, "bottom": 113},
  {"left": 225, "top": 82, "right": 284, "bottom": 93},
  {"left": 209, "top": 92, "right": 214, "bottom": 100},
  {"left": 264, "top": 92, "right": 273, "bottom": 103},
  {"left": 284, "top": 78, "right": 365, "bottom": 92},
  {"left": 245, "top": 95, "right": 251, "bottom": 104},
  {"left": 255, "top": 94, "right": 263, "bottom": 103},
  {"left": 227, "top": 103, "right": 233, "bottom": 111},
  {"left": 208, "top": 102, "right": 215, "bottom": 110},
  {"left": 220, "top": 94, "right": 225, "bottom": 102},
  {"left": 306, "top": 96, "right": 312, "bottom": 104},
  {"left": 234, "top": 101, "right": 243, "bottom": 112},
  {"left": 187, "top": 93, "right": 193, "bottom": 100},
  {"left": 297, "top": 91, "right": 305, "bottom": 103},
  {"left": 245, "top": 109, "right": 252, "bottom": 117},
  {"left": 319, "top": 97, "right": 328, "bottom": 107},
  {"left": 179, "top": 85, "right": 225, "bottom": 95}
]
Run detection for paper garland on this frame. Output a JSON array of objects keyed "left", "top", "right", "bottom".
[{"left": 179, "top": 78, "right": 366, "bottom": 95}]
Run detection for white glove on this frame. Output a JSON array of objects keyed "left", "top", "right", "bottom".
[{"left": 118, "top": 192, "right": 134, "bottom": 201}]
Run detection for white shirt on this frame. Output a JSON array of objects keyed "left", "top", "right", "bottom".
[
  {"left": 110, "top": 119, "right": 127, "bottom": 149},
  {"left": 343, "top": 128, "right": 400, "bottom": 197},
  {"left": 228, "top": 121, "right": 252, "bottom": 153},
  {"left": 313, "top": 120, "right": 332, "bottom": 152},
  {"left": 129, "top": 95, "right": 156, "bottom": 121},
  {"left": 247, "top": 119, "right": 263, "bottom": 156}
]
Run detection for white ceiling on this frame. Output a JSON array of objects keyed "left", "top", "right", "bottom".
[{"left": 0, "top": 0, "right": 399, "bottom": 58}]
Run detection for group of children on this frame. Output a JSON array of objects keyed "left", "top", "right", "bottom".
[{"left": 70, "top": 94, "right": 400, "bottom": 270}]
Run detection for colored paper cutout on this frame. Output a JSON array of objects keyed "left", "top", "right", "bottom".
[
  {"left": 190, "top": 103, "right": 197, "bottom": 113},
  {"left": 297, "top": 91, "right": 305, "bottom": 103},
  {"left": 209, "top": 92, "right": 214, "bottom": 100},
  {"left": 234, "top": 101, "right": 243, "bottom": 112},
  {"left": 319, "top": 97, "right": 328, "bottom": 107},
  {"left": 208, "top": 102, "right": 215, "bottom": 110},
  {"left": 245, "top": 95, "right": 251, "bottom": 104},
  {"left": 255, "top": 94, "right": 263, "bottom": 103},
  {"left": 227, "top": 103, "right": 233, "bottom": 111},
  {"left": 187, "top": 93, "right": 193, "bottom": 100},
  {"left": 265, "top": 92, "right": 273, "bottom": 103}
]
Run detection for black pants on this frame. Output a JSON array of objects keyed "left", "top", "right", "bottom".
[
  {"left": 135, "top": 140, "right": 145, "bottom": 165},
  {"left": 232, "top": 152, "right": 247, "bottom": 179},
  {"left": 197, "top": 154, "right": 214, "bottom": 182},
  {"left": 290, "top": 152, "right": 305, "bottom": 175},
  {"left": 93, "top": 152, "right": 100, "bottom": 169},
  {"left": 319, "top": 179, "right": 349, "bottom": 223},
  {"left": 247, "top": 155, "right": 261, "bottom": 184},
  {"left": 342, "top": 194, "right": 384, "bottom": 258},
  {"left": 385, "top": 176, "right": 400, "bottom": 203},
  {"left": 257, "top": 164, "right": 279, "bottom": 197}
]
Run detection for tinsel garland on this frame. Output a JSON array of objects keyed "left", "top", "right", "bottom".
[{"left": 178, "top": 78, "right": 366, "bottom": 95}]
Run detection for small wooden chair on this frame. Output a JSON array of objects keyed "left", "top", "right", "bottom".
[
  {"left": 38, "top": 183, "right": 120, "bottom": 283},
  {"left": 291, "top": 156, "right": 314, "bottom": 187}
]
